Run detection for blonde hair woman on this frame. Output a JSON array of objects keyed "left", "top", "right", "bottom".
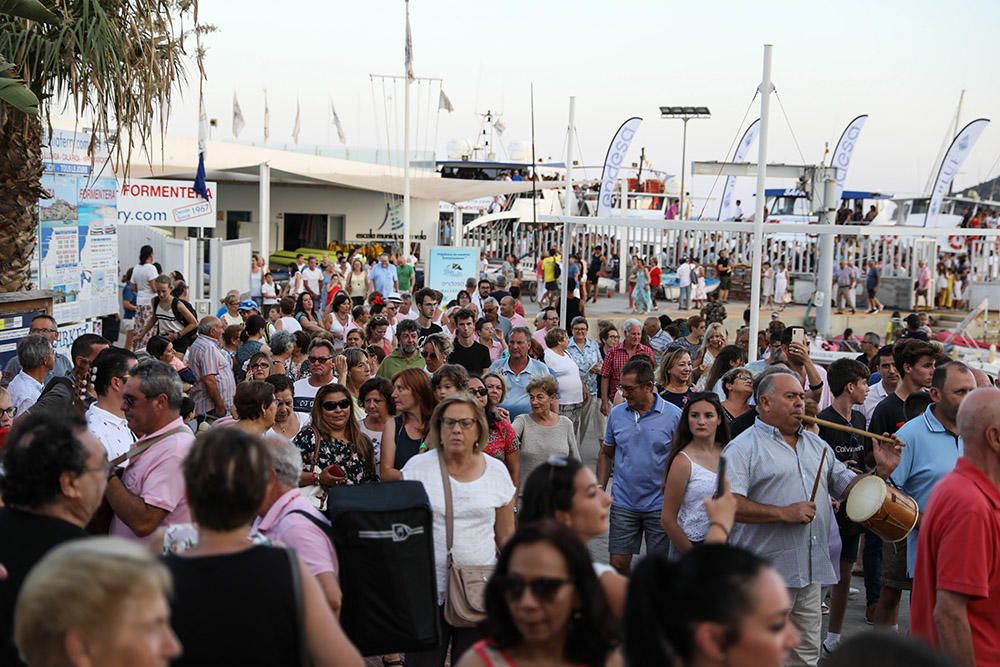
[
  {"left": 15, "top": 537, "right": 182, "bottom": 667},
  {"left": 692, "top": 322, "right": 727, "bottom": 385}
]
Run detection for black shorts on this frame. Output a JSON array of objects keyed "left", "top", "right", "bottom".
[
  {"left": 839, "top": 528, "right": 861, "bottom": 564},
  {"left": 867, "top": 287, "right": 877, "bottom": 299},
  {"left": 545, "top": 281, "right": 558, "bottom": 292},
  {"left": 719, "top": 274, "right": 731, "bottom": 290}
]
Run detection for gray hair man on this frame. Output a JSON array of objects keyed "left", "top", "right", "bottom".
[
  {"left": 106, "top": 360, "right": 194, "bottom": 542},
  {"left": 187, "top": 316, "right": 235, "bottom": 418},
  {"left": 7, "top": 335, "right": 55, "bottom": 416},
  {"left": 724, "top": 371, "right": 901, "bottom": 666},
  {"left": 255, "top": 436, "right": 341, "bottom": 615},
  {"left": 2, "top": 314, "right": 73, "bottom": 383},
  {"left": 599, "top": 318, "right": 654, "bottom": 417}
]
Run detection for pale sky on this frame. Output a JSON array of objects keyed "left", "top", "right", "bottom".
[{"left": 157, "top": 0, "right": 999, "bottom": 203}]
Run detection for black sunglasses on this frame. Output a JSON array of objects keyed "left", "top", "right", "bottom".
[
  {"left": 321, "top": 398, "right": 353, "bottom": 411},
  {"left": 469, "top": 387, "right": 488, "bottom": 397},
  {"left": 498, "top": 575, "right": 574, "bottom": 603}
]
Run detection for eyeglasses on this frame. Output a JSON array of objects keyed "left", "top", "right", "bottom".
[
  {"left": 30, "top": 327, "right": 57, "bottom": 335},
  {"left": 122, "top": 393, "right": 142, "bottom": 407},
  {"left": 498, "top": 575, "right": 574, "bottom": 603},
  {"left": 250, "top": 363, "right": 271, "bottom": 370},
  {"left": 441, "top": 417, "right": 477, "bottom": 431},
  {"left": 309, "top": 356, "right": 333, "bottom": 364},
  {"left": 469, "top": 387, "right": 488, "bottom": 397},
  {"left": 321, "top": 398, "right": 353, "bottom": 411},
  {"left": 421, "top": 350, "right": 437, "bottom": 360},
  {"left": 0, "top": 406, "right": 15, "bottom": 418},
  {"left": 735, "top": 374, "right": 753, "bottom": 382}
]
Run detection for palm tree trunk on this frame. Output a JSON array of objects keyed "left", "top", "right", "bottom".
[{"left": 0, "top": 109, "right": 44, "bottom": 291}]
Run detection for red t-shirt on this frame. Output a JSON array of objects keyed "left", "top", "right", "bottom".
[
  {"left": 910, "top": 457, "right": 1000, "bottom": 666},
  {"left": 649, "top": 266, "right": 662, "bottom": 287}
]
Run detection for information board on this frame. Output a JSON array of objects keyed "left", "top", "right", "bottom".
[{"left": 426, "top": 246, "right": 480, "bottom": 303}]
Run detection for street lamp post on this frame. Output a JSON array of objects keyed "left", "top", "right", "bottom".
[{"left": 659, "top": 106, "right": 711, "bottom": 218}]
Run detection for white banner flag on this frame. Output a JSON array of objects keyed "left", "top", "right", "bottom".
[
  {"left": 439, "top": 89, "right": 454, "bottom": 113},
  {"left": 926, "top": 118, "right": 990, "bottom": 226},
  {"left": 404, "top": 0, "right": 414, "bottom": 80},
  {"left": 292, "top": 99, "right": 301, "bottom": 144},
  {"left": 232, "top": 91, "right": 245, "bottom": 139},
  {"left": 330, "top": 100, "right": 346, "bottom": 144},
  {"left": 718, "top": 118, "right": 760, "bottom": 220},
  {"left": 263, "top": 90, "right": 270, "bottom": 142},
  {"left": 596, "top": 117, "right": 642, "bottom": 218},
  {"left": 831, "top": 114, "right": 868, "bottom": 202}
]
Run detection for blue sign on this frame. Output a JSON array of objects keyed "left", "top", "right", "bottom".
[{"left": 427, "top": 246, "right": 480, "bottom": 303}]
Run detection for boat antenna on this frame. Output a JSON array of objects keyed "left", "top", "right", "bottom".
[{"left": 531, "top": 82, "right": 537, "bottom": 225}]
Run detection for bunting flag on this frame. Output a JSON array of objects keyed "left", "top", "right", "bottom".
[
  {"left": 292, "top": 98, "right": 301, "bottom": 144},
  {"left": 263, "top": 90, "right": 270, "bottom": 142},
  {"left": 831, "top": 115, "right": 868, "bottom": 203},
  {"left": 404, "top": 0, "right": 414, "bottom": 80},
  {"left": 926, "top": 118, "right": 991, "bottom": 226},
  {"left": 232, "top": 91, "right": 245, "bottom": 139},
  {"left": 596, "top": 117, "right": 642, "bottom": 217},
  {"left": 193, "top": 91, "right": 209, "bottom": 200},
  {"left": 718, "top": 118, "right": 760, "bottom": 221},
  {"left": 439, "top": 89, "right": 454, "bottom": 113},
  {"left": 493, "top": 118, "right": 506, "bottom": 135},
  {"left": 330, "top": 100, "right": 347, "bottom": 144}
]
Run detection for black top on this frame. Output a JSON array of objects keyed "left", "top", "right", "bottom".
[
  {"left": 659, "top": 389, "right": 693, "bottom": 410},
  {"left": 817, "top": 405, "right": 869, "bottom": 535},
  {"left": 869, "top": 392, "right": 908, "bottom": 437},
  {"left": 418, "top": 323, "right": 443, "bottom": 341},
  {"left": 0, "top": 508, "right": 88, "bottom": 666},
  {"left": 165, "top": 545, "right": 301, "bottom": 667},
  {"left": 393, "top": 414, "right": 424, "bottom": 470},
  {"left": 729, "top": 406, "right": 759, "bottom": 439},
  {"left": 448, "top": 340, "right": 492, "bottom": 376}
]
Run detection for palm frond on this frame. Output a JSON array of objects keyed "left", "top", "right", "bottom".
[{"left": 0, "top": 0, "right": 59, "bottom": 25}]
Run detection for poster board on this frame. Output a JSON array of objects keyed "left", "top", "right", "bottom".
[
  {"left": 117, "top": 178, "right": 217, "bottom": 227},
  {"left": 426, "top": 246, "right": 480, "bottom": 303}
]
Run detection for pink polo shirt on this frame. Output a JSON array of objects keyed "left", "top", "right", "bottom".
[
  {"left": 110, "top": 417, "right": 194, "bottom": 544},
  {"left": 252, "top": 488, "right": 338, "bottom": 577}
]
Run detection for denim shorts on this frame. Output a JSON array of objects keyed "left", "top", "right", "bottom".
[{"left": 609, "top": 504, "right": 670, "bottom": 556}]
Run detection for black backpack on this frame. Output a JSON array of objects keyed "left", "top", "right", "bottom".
[{"left": 152, "top": 295, "right": 198, "bottom": 352}]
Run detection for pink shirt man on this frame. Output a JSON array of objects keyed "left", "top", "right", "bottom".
[
  {"left": 509, "top": 313, "right": 528, "bottom": 329},
  {"left": 253, "top": 488, "right": 338, "bottom": 577},
  {"left": 110, "top": 417, "right": 194, "bottom": 544}
]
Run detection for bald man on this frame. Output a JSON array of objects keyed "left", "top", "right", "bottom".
[
  {"left": 910, "top": 388, "right": 1000, "bottom": 667},
  {"left": 971, "top": 367, "right": 992, "bottom": 388}
]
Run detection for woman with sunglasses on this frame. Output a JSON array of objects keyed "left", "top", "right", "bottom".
[
  {"left": 380, "top": 367, "right": 436, "bottom": 481},
  {"left": 430, "top": 363, "right": 469, "bottom": 402},
  {"left": 293, "top": 383, "right": 376, "bottom": 488},
  {"left": 660, "top": 392, "right": 732, "bottom": 555},
  {"left": 402, "top": 393, "right": 516, "bottom": 667},
  {"left": 720, "top": 367, "right": 754, "bottom": 422},
  {"left": 456, "top": 520, "right": 619, "bottom": 667},
  {"left": 468, "top": 375, "right": 520, "bottom": 495},
  {"left": 422, "top": 333, "right": 452, "bottom": 374},
  {"left": 658, "top": 348, "right": 694, "bottom": 409},
  {"left": 519, "top": 458, "right": 627, "bottom": 618},
  {"left": 624, "top": 545, "right": 799, "bottom": 667}
]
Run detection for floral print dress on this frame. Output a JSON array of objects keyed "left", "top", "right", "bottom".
[
  {"left": 292, "top": 427, "right": 376, "bottom": 485},
  {"left": 483, "top": 418, "right": 520, "bottom": 462}
]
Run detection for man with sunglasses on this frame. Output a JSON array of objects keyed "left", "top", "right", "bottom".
[
  {"left": 293, "top": 339, "right": 338, "bottom": 420},
  {"left": 599, "top": 357, "right": 682, "bottom": 575},
  {"left": 85, "top": 347, "right": 139, "bottom": 465},
  {"left": 376, "top": 318, "right": 424, "bottom": 380},
  {"left": 2, "top": 314, "right": 73, "bottom": 384},
  {"left": 186, "top": 317, "right": 235, "bottom": 420},
  {"left": 107, "top": 360, "right": 194, "bottom": 543}
]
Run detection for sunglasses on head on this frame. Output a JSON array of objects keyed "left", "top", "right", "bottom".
[
  {"left": 321, "top": 398, "right": 353, "bottom": 411},
  {"left": 498, "top": 574, "right": 574, "bottom": 603}
]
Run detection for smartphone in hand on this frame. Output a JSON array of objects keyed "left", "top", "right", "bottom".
[
  {"left": 714, "top": 456, "right": 727, "bottom": 499},
  {"left": 791, "top": 327, "right": 805, "bottom": 345}
]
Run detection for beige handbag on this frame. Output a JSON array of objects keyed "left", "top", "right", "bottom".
[
  {"left": 300, "top": 426, "right": 327, "bottom": 510},
  {"left": 437, "top": 450, "right": 492, "bottom": 628}
]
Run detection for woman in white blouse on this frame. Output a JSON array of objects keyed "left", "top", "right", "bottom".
[{"left": 401, "top": 392, "right": 516, "bottom": 667}]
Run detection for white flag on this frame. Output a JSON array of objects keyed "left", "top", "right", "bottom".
[
  {"left": 292, "top": 98, "right": 301, "bottom": 144},
  {"left": 926, "top": 118, "right": 990, "bottom": 226},
  {"left": 439, "top": 89, "right": 454, "bottom": 113},
  {"left": 596, "top": 117, "right": 642, "bottom": 217},
  {"left": 718, "top": 118, "right": 760, "bottom": 220},
  {"left": 404, "top": 0, "right": 415, "bottom": 80},
  {"left": 831, "top": 115, "right": 868, "bottom": 202},
  {"left": 330, "top": 100, "right": 347, "bottom": 144},
  {"left": 263, "top": 90, "right": 270, "bottom": 142},
  {"left": 232, "top": 91, "right": 245, "bottom": 139},
  {"left": 493, "top": 118, "right": 506, "bottom": 135}
]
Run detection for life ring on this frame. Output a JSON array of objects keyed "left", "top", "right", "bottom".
[{"left": 948, "top": 235, "right": 965, "bottom": 252}]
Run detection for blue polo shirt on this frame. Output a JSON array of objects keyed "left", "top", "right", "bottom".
[
  {"left": 368, "top": 263, "right": 397, "bottom": 295},
  {"left": 488, "top": 356, "right": 554, "bottom": 420},
  {"left": 604, "top": 394, "right": 682, "bottom": 512},
  {"left": 891, "top": 405, "right": 963, "bottom": 576}
]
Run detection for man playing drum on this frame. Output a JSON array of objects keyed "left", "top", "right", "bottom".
[{"left": 724, "top": 369, "right": 902, "bottom": 667}]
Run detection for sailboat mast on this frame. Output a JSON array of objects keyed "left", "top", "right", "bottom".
[
  {"left": 531, "top": 84, "right": 537, "bottom": 225},
  {"left": 402, "top": 0, "right": 412, "bottom": 258}
]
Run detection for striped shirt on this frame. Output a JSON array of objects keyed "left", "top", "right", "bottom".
[{"left": 187, "top": 334, "right": 236, "bottom": 416}]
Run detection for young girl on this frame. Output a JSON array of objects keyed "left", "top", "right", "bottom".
[
  {"left": 773, "top": 261, "right": 789, "bottom": 312},
  {"left": 660, "top": 392, "right": 731, "bottom": 557},
  {"left": 691, "top": 260, "right": 707, "bottom": 309},
  {"left": 762, "top": 260, "right": 775, "bottom": 308}
]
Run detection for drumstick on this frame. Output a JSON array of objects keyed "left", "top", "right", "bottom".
[
  {"left": 809, "top": 449, "right": 826, "bottom": 503},
  {"left": 800, "top": 414, "right": 900, "bottom": 445}
]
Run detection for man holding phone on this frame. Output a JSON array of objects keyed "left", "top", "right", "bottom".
[{"left": 780, "top": 327, "right": 832, "bottom": 409}]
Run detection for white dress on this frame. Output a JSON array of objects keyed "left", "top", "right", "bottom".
[
  {"left": 762, "top": 268, "right": 775, "bottom": 298},
  {"left": 692, "top": 266, "right": 708, "bottom": 301},
  {"left": 773, "top": 270, "right": 789, "bottom": 305}
]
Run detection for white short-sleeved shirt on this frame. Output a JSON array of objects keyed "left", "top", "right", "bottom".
[
  {"left": 544, "top": 349, "right": 584, "bottom": 404},
  {"left": 86, "top": 404, "right": 136, "bottom": 466},
  {"left": 402, "top": 449, "right": 515, "bottom": 605},
  {"left": 132, "top": 263, "right": 159, "bottom": 307},
  {"left": 8, "top": 371, "right": 43, "bottom": 416},
  {"left": 279, "top": 316, "right": 302, "bottom": 334},
  {"left": 300, "top": 267, "right": 324, "bottom": 296}
]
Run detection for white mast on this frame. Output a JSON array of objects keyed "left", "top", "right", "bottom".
[
  {"left": 559, "top": 96, "right": 576, "bottom": 326},
  {"left": 402, "top": 0, "right": 413, "bottom": 258},
  {"left": 747, "top": 45, "right": 773, "bottom": 363}
]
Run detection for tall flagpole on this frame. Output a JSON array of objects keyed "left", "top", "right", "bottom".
[
  {"left": 747, "top": 44, "right": 772, "bottom": 363},
  {"left": 402, "top": 0, "right": 413, "bottom": 259}
]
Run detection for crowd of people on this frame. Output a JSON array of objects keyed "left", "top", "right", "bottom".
[{"left": 0, "top": 241, "right": 996, "bottom": 667}]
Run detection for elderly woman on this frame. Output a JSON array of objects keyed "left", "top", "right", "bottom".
[
  {"left": 163, "top": 428, "right": 364, "bottom": 667},
  {"left": 265, "top": 373, "right": 300, "bottom": 440},
  {"left": 230, "top": 381, "right": 277, "bottom": 436},
  {"left": 401, "top": 393, "right": 516, "bottom": 667},
  {"left": 344, "top": 328, "right": 365, "bottom": 350},
  {"left": 422, "top": 332, "right": 452, "bottom": 374},
  {"left": 720, "top": 366, "right": 754, "bottom": 422},
  {"left": 220, "top": 293, "right": 243, "bottom": 328},
  {"left": 468, "top": 374, "right": 520, "bottom": 494},
  {"left": 245, "top": 351, "right": 274, "bottom": 383},
  {"left": 0, "top": 385, "right": 14, "bottom": 434},
  {"left": 544, "top": 327, "right": 586, "bottom": 428},
  {"left": 236, "top": 315, "right": 270, "bottom": 381},
  {"left": 15, "top": 537, "right": 182, "bottom": 667},
  {"left": 380, "top": 367, "right": 436, "bottom": 480},
  {"left": 293, "top": 383, "right": 376, "bottom": 489},
  {"left": 511, "top": 375, "right": 581, "bottom": 491},
  {"left": 430, "top": 363, "right": 469, "bottom": 402}
]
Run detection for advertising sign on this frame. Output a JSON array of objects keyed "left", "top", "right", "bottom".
[
  {"left": 117, "top": 178, "right": 217, "bottom": 227},
  {"left": 427, "top": 246, "right": 480, "bottom": 303}
]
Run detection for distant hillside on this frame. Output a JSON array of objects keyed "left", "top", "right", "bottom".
[{"left": 964, "top": 175, "right": 1000, "bottom": 201}]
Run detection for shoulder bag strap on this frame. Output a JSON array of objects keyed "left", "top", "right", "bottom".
[
  {"left": 309, "top": 425, "right": 322, "bottom": 467},
  {"left": 437, "top": 450, "right": 454, "bottom": 559},
  {"left": 110, "top": 427, "right": 188, "bottom": 467},
  {"left": 284, "top": 546, "right": 310, "bottom": 667}
]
